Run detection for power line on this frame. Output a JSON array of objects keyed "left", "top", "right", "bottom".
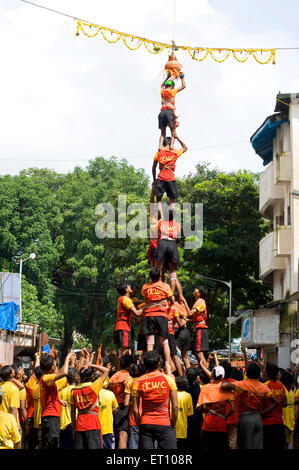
[
  {"left": 20, "top": 0, "right": 299, "bottom": 52},
  {"left": 0, "top": 139, "right": 249, "bottom": 163}
]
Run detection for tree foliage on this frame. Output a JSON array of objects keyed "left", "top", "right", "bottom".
[{"left": 0, "top": 159, "right": 271, "bottom": 353}]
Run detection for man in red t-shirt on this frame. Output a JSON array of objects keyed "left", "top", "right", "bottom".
[
  {"left": 114, "top": 282, "right": 143, "bottom": 357},
  {"left": 141, "top": 266, "right": 173, "bottom": 364},
  {"left": 188, "top": 286, "right": 209, "bottom": 366},
  {"left": 221, "top": 362, "right": 278, "bottom": 449},
  {"left": 39, "top": 351, "right": 75, "bottom": 449},
  {"left": 132, "top": 350, "right": 178, "bottom": 449},
  {"left": 262, "top": 362, "right": 287, "bottom": 449},
  {"left": 152, "top": 135, "right": 187, "bottom": 212},
  {"left": 71, "top": 363, "right": 109, "bottom": 449}
]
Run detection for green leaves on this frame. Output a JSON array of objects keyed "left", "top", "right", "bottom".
[{"left": 0, "top": 158, "right": 271, "bottom": 352}]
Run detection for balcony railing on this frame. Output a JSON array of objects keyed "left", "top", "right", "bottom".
[
  {"left": 259, "top": 231, "right": 288, "bottom": 278},
  {"left": 260, "top": 160, "right": 285, "bottom": 216},
  {"left": 274, "top": 152, "right": 292, "bottom": 183},
  {"left": 275, "top": 225, "right": 291, "bottom": 257}
]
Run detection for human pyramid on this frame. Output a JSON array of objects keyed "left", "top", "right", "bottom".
[
  {"left": 113, "top": 52, "right": 209, "bottom": 372},
  {"left": 0, "top": 53, "right": 295, "bottom": 454}
]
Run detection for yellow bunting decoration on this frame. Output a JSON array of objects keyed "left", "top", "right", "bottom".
[{"left": 76, "top": 19, "right": 276, "bottom": 65}]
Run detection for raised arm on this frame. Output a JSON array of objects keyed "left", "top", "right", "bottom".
[
  {"left": 179, "top": 296, "right": 191, "bottom": 316},
  {"left": 176, "top": 74, "right": 186, "bottom": 93},
  {"left": 175, "top": 136, "right": 188, "bottom": 153},
  {"left": 199, "top": 359, "right": 211, "bottom": 380},
  {"left": 34, "top": 352, "right": 40, "bottom": 368},
  {"left": 53, "top": 352, "right": 74, "bottom": 381},
  {"left": 241, "top": 343, "right": 248, "bottom": 372},
  {"left": 89, "top": 363, "right": 109, "bottom": 384}
]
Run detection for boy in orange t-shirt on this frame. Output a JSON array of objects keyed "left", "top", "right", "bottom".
[
  {"left": 141, "top": 266, "right": 173, "bottom": 364},
  {"left": 152, "top": 135, "right": 187, "bottom": 211},
  {"left": 108, "top": 354, "right": 133, "bottom": 449},
  {"left": 197, "top": 366, "right": 235, "bottom": 450},
  {"left": 132, "top": 350, "right": 178, "bottom": 449},
  {"left": 158, "top": 74, "right": 186, "bottom": 150}
]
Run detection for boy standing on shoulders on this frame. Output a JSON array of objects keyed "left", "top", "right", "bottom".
[
  {"left": 152, "top": 136, "right": 187, "bottom": 212},
  {"left": 141, "top": 267, "right": 173, "bottom": 364},
  {"left": 158, "top": 73, "right": 186, "bottom": 150}
]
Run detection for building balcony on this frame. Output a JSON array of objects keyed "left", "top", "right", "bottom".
[
  {"left": 259, "top": 231, "right": 289, "bottom": 279},
  {"left": 260, "top": 160, "right": 285, "bottom": 217},
  {"left": 275, "top": 225, "right": 291, "bottom": 257},
  {"left": 274, "top": 152, "right": 292, "bottom": 183}
]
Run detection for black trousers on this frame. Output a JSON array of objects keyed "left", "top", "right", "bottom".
[
  {"left": 201, "top": 431, "right": 229, "bottom": 450},
  {"left": 41, "top": 416, "right": 60, "bottom": 449},
  {"left": 263, "top": 424, "right": 286, "bottom": 449},
  {"left": 25, "top": 420, "right": 38, "bottom": 450},
  {"left": 140, "top": 424, "right": 177, "bottom": 449},
  {"left": 75, "top": 430, "right": 103, "bottom": 449}
]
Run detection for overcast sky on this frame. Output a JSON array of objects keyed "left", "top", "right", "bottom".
[{"left": 1, "top": 0, "right": 299, "bottom": 179}]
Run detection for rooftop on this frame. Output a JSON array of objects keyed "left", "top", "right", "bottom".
[
  {"left": 250, "top": 112, "right": 288, "bottom": 166},
  {"left": 249, "top": 92, "right": 299, "bottom": 166}
]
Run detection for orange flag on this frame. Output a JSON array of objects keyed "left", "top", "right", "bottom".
[
  {"left": 96, "top": 344, "right": 102, "bottom": 365},
  {"left": 50, "top": 345, "right": 55, "bottom": 357}
]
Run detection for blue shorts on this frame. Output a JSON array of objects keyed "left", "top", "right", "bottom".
[{"left": 102, "top": 433, "right": 115, "bottom": 449}]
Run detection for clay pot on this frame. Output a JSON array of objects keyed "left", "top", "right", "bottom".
[{"left": 164, "top": 53, "right": 182, "bottom": 79}]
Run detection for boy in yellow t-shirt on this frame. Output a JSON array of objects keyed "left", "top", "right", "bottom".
[
  {"left": 98, "top": 387, "right": 118, "bottom": 449},
  {"left": 0, "top": 366, "right": 20, "bottom": 425},
  {"left": 33, "top": 367, "right": 43, "bottom": 449},
  {"left": 175, "top": 376, "right": 193, "bottom": 449},
  {"left": 281, "top": 372, "right": 295, "bottom": 449},
  {"left": 0, "top": 385, "right": 21, "bottom": 449}
]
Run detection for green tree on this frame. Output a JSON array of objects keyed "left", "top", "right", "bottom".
[{"left": 21, "top": 278, "right": 63, "bottom": 338}]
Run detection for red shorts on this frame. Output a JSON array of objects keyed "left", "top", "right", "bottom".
[
  {"left": 114, "top": 330, "right": 132, "bottom": 349},
  {"left": 194, "top": 328, "right": 209, "bottom": 352}
]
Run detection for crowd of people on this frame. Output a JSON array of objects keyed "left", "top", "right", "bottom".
[
  {"left": 0, "top": 266, "right": 299, "bottom": 451},
  {"left": 0, "top": 344, "right": 299, "bottom": 450}
]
